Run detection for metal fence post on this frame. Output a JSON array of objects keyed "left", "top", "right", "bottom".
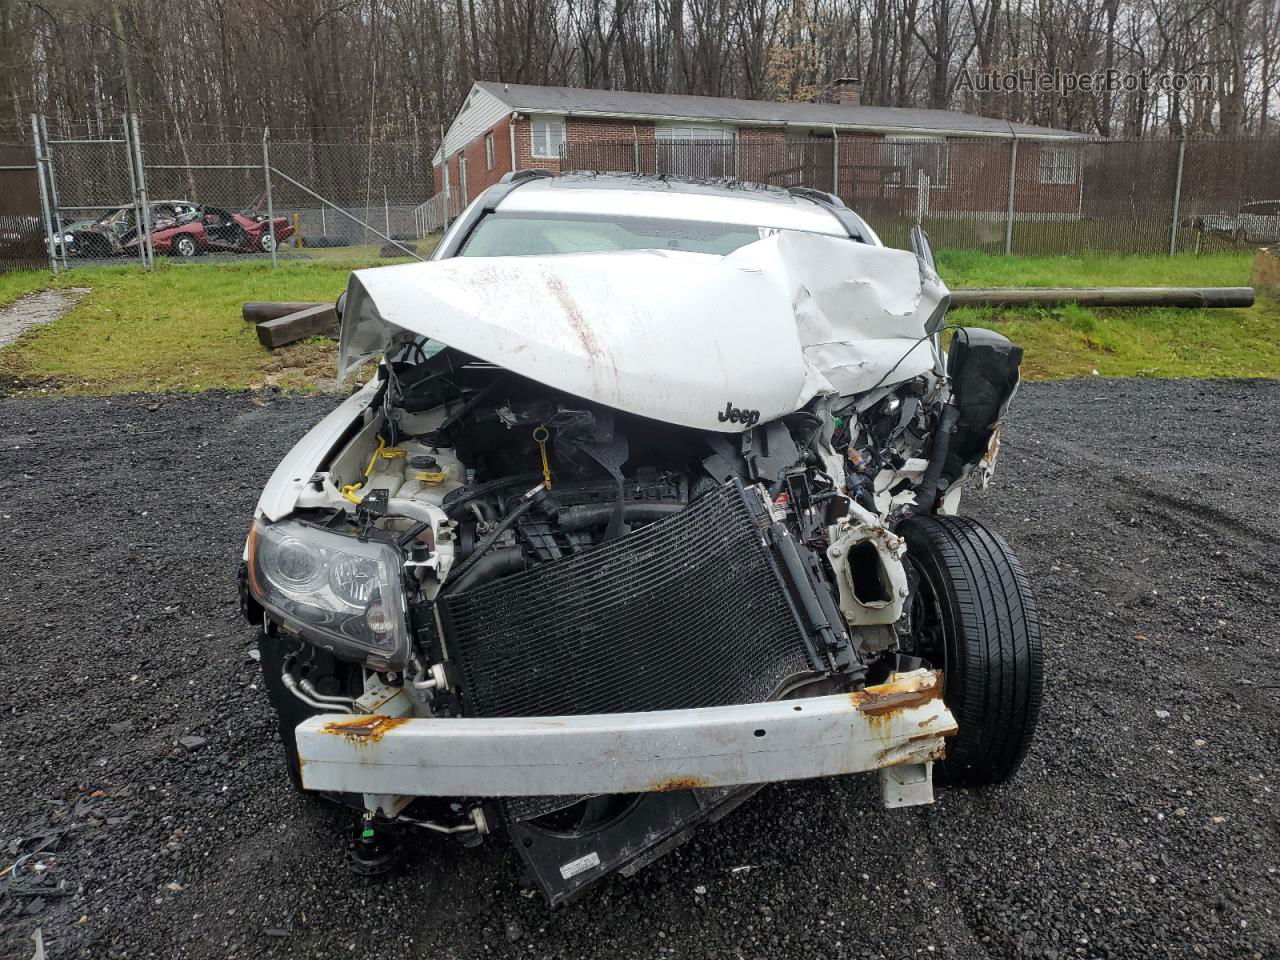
[
  {"left": 1004, "top": 135, "right": 1019, "bottom": 256},
  {"left": 130, "top": 114, "right": 153, "bottom": 269},
  {"left": 384, "top": 183, "right": 390, "bottom": 239},
  {"left": 831, "top": 129, "right": 839, "bottom": 200},
  {"left": 262, "top": 128, "right": 277, "bottom": 269},
  {"left": 122, "top": 116, "right": 147, "bottom": 269},
  {"left": 39, "top": 116, "right": 67, "bottom": 271},
  {"left": 1168, "top": 138, "right": 1186, "bottom": 256},
  {"left": 31, "top": 115, "right": 59, "bottom": 274}
]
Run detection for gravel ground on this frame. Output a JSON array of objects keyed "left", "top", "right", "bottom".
[{"left": 0, "top": 380, "right": 1276, "bottom": 960}]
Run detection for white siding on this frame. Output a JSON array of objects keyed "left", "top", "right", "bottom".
[{"left": 435, "top": 84, "right": 511, "bottom": 162}]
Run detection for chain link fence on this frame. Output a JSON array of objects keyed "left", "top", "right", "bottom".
[
  {"left": 564, "top": 135, "right": 1280, "bottom": 257},
  {"left": 6, "top": 114, "right": 441, "bottom": 274}
]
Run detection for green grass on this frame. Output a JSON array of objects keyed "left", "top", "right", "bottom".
[
  {"left": 935, "top": 250, "right": 1279, "bottom": 380},
  {"left": 936, "top": 250, "right": 1252, "bottom": 288},
  {"left": 0, "top": 244, "right": 1274, "bottom": 392}
]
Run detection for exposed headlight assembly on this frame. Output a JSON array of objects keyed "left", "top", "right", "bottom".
[{"left": 247, "top": 517, "right": 409, "bottom": 669}]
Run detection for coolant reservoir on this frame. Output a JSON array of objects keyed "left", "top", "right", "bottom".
[
  {"left": 396, "top": 443, "right": 464, "bottom": 506},
  {"left": 364, "top": 452, "right": 408, "bottom": 498}
]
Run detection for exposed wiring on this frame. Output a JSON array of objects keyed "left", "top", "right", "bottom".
[{"left": 863, "top": 324, "right": 971, "bottom": 396}]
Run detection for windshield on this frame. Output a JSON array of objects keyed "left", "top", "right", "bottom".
[{"left": 459, "top": 211, "right": 787, "bottom": 257}]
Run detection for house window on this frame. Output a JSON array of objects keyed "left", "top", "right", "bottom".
[
  {"left": 1038, "top": 145, "right": 1077, "bottom": 184},
  {"left": 485, "top": 133, "right": 495, "bottom": 170},
  {"left": 655, "top": 124, "right": 736, "bottom": 177},
  {"left": 530, "top": 117, "right": 565, "bottom": 158},
  {"left": 654, "top": 124, "right": 734, "bottom": 142},
  {"left": 880, "top": 136, "right": 949, "bottom": 188}
]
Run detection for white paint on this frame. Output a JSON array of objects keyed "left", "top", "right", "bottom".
[
  {"left": 295, "top": 673, "right": 955, "bottom": 797},
  {"left": 339, "top": 231, "right": 946, "bottom": 433},
  {"left": 432, "top": 83, "right": 511, "bottom": 165}
]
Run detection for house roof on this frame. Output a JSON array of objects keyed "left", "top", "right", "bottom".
[{"left": 474, "top": 80, "right": 1085, "bottom": 142}]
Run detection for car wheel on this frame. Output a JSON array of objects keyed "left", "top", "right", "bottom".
[
  {"left": 259, "top": 230, "right": 276, "bottom": 253},
  {"left": 898, "top": 514, "right": 1043, "bottom": 786},
  {"left": 173, "top": 234, "right": 198, "bottom": 258}
]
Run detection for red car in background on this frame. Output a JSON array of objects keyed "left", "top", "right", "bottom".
[{"left": 146, "top": 204, "right": 294, "bottom": 257}]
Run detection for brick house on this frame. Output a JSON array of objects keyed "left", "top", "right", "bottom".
[{"left": 432, "top": 80, "right": 1087, "bottom": 219}]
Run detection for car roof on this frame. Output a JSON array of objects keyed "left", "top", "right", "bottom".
[{"left": 494, "top": 172, "right": 851, "bottom": 237}]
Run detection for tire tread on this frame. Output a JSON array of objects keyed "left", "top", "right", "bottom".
[{"left": 900, "top": 514, "right": 1043, "bottom": 786}]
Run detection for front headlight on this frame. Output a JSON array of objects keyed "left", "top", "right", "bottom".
[{"left": 247, "top": 517, "right": 409, "bottom": 669}]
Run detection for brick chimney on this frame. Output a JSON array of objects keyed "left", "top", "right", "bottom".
[{"left": 834, "top": 77, "right": 862, "bottom": 107}]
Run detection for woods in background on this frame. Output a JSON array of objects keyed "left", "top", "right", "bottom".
[{"left": 1, "top": 0, "right": 1277, "bottom": 146}]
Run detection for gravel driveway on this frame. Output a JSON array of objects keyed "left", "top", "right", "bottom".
[{"left": 1, "top": 380, "right": 1276, "bottom": 960}]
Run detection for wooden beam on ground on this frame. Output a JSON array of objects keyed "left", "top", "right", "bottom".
[
  {"left": 950, "top": 287, "right": 1255, "bottom": 309},
  {"left": 256, "top": 303, "right": 338, "bottom": 349},
  {"left": 243, "top": 301, "right": 327, "bottom": 323}
]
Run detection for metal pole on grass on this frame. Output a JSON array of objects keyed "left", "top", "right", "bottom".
[
  {"left": 1168, "top": 138, "right": 1186, "bottom": 256},
  {"left": 131, "top": 114, "right": 153, "bottom": 269},
  {"left": 1004, "top": 134, "right": 1019, "bottom": 256},
  {"left": 32, "top": 115, "right": 59, "bottom": 274},
  {"left": 262, "top": 128, "right": 277, "bottom": 269}
]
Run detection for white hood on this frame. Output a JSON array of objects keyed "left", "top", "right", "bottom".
[{"left": 339, "top": 231, "right": 949, "bottom": 433}]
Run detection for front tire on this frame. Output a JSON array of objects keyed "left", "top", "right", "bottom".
[{"left": 899, "top": 514, "right": 1043, "bottom": 786}]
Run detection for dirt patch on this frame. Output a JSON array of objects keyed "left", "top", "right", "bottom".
[
  {"left": 252, "top": 338, "right": 341, "bottom": 392},
  {"left": 0, "top": 287, "right": 90, "bottom": 348}
]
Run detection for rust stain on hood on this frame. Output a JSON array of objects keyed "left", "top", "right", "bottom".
[{"left": 322, "top": 714, "right": 410, "bottom": 743}]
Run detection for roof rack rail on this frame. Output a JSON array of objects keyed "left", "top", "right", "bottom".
[
  {"left": 785, "top": 186, "right": 874, "bottom": 244},
  {"left": 499, "top": 169, "right": 554, "bottom": 184},
  {"left": 786, "top": 185, "right": 843, "bottom": 207}
]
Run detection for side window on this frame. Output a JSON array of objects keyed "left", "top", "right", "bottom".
[
  {"left": 485, "top": 132, "right": 495, "bottom": 170},
  {"left": 530, "top": 117, "right": 566, "bottom": 158}
]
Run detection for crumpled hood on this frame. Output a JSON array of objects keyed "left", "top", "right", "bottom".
[{"left": 339, "top": 231, "right": 948, "bottom": 432}]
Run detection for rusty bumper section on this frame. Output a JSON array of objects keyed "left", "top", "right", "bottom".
[{"left": 295, "top": 670, "right": 957, "bottom": 801}]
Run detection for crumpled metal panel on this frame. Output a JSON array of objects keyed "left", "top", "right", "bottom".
[{"left": 338, "top": 231, "right": 947, "bottom": 431}]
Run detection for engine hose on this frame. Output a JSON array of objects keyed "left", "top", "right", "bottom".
[
  {"left": 914, "top": 403, "right": 960, "bottom": 514},
  {"left": 554, "top": 502, "right": 685, "bottom": 531},
  {"left": 444, "top": 546, "right": 526, "bottom": 593},
  {"left": 442, "top": 483, "right": 543, "bottom": 591}
]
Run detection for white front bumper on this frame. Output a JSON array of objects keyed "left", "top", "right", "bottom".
[{"left": 295, "top": 670, "right": 957, "bottom": 799}]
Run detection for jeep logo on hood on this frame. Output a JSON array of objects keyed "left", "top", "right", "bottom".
[{"left": 717, "top": 402, "right": 761, "bottom": 427}]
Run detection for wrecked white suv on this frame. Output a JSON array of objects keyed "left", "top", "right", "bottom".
[{"left": 239, "top": 172, "right": 1042, "bottom": 905}]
